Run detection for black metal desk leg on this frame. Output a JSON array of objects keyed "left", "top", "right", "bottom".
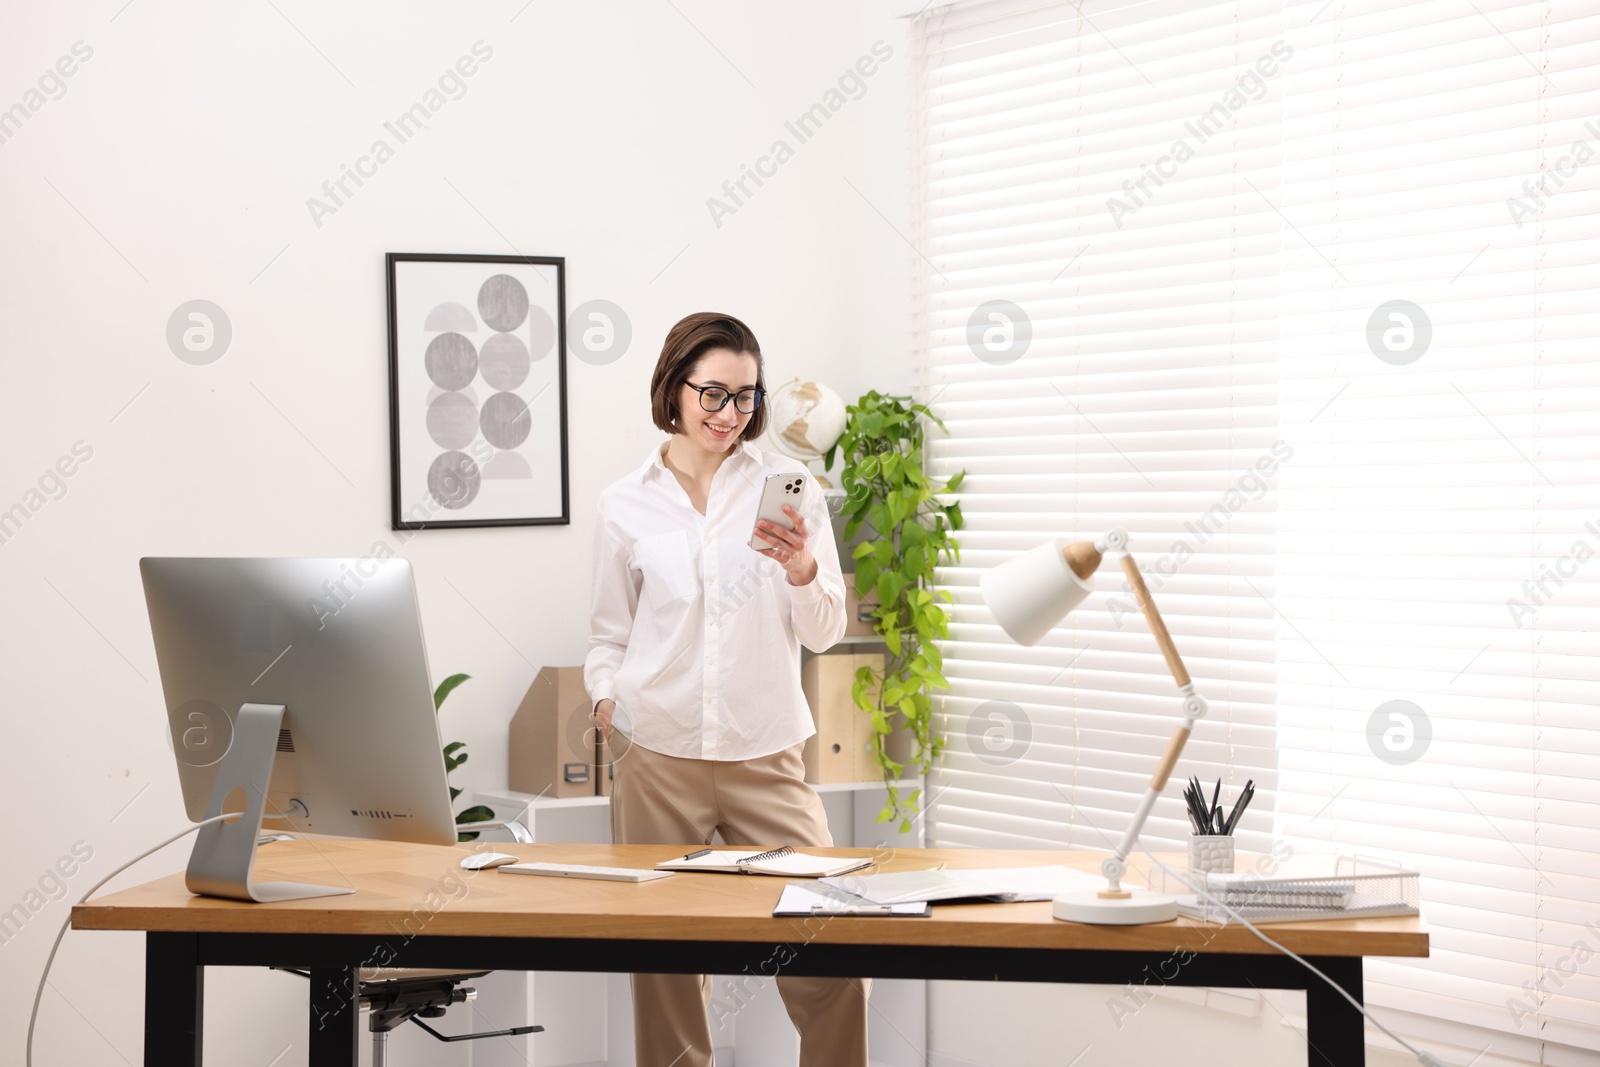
[
  {"left": 146, "top": 932, "right": 204, "bottom": 1066},
  {"left": 308, "top": 967, "right": 360, "bottom": 1067},
  {"left": 1305, "top": 957, "right": 1365, "bottom": 1067}
]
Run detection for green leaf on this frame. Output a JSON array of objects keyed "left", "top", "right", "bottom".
[
  {"left": 824, "top": 444, "right": 837, "bottom": 470},
  {"left": 944, "top": 470, "right": 965, "bottom": 493},
  {"left": 856, "top": 559, "right": 878, "bottom": 594},
  {"left": 456, "top": 804, "right": 495, "bottom": 823},
  {"left": 898, "top": 818, "right": 913, "bottom": 834},
  {"left": 852, "top": 541, "right": 876, "bottom": 560},
  {"left": 884, "top": 627, "right": 902, "bottom": 657},
  {"left": 433, "top": 673, "right": 471, "bottom": 711}
]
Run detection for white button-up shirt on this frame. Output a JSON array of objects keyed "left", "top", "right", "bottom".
[{"left": 584, "top": 437, "right": 848, "bottom": 761}]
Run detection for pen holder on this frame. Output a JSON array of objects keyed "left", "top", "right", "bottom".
[{"left": 1188, "top": 835, "right": 1235, "bottom": 875}]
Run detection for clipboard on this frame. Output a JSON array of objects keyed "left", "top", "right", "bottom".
[{"left": 772, "top": 881, "right": 931, "bottom": 917}]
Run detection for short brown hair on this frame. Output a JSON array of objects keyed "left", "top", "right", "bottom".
[{"left": 649, "top": 312, "right": 768, "bottom": 441}]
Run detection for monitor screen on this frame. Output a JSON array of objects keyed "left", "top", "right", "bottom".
[{"left": 141, "top": 556, "right": 456, "bottom": 847}]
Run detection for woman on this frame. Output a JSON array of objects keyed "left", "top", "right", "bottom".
[{"left": 583, "top": 312, "right": 868, "bottom": 1067}]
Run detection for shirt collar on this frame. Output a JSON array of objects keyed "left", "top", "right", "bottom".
[{"left": 637, "top": 437, "right": 764, "bottom": 483}]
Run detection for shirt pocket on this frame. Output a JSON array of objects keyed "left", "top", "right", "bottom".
[{"left": 631, "top": 530, "right": 698, "bottom": 610}]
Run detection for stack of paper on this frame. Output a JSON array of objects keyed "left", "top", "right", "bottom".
[
  {"left": 772, "top": 882, "right": 931, "bottom": 917},
  {"left": 821, "top": 866, "right": 1104, "bottom": 905}
]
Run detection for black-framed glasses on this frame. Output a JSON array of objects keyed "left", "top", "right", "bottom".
[{"left": 684, "top": 381, "right": 765, "bottom": 414}]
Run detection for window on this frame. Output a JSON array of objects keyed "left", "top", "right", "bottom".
[{"left": 917, "top": 0, "right": 1600, "bottom": 1056}]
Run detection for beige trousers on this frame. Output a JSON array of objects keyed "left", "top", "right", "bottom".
[{"left": 609, "top": 734, "right": 870, "bottom": 1067}]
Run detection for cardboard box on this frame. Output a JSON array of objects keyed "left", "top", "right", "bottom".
[
  {"left": 508, "top": 666, "right": 598, "bottom": 798},
  {"left": 801, "top": 652, "right": 885, "bottom": 783},
  {"left": 843, "top": 572, "right": 879, "bottom": 638}
]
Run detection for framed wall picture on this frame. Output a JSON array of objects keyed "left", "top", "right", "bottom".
[{"left": 386, "top": 253, "right": 569, "bottom": 530}]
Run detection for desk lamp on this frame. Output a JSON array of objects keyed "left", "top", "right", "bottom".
[{"left": 978, "top": 529, "right": 1208, "bottom": 924}]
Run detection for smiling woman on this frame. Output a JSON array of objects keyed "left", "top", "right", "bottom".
[{"left": 583, "top": 311, "right": 865, "bottom": 1066}]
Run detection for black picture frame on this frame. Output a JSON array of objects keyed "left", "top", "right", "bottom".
[{"left": 385, "top": 252, "right": 569, "bottom": 531}]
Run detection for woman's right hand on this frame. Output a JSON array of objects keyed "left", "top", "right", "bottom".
[{"left": 593, "top": 698, "right": 615, "bottom": 741}]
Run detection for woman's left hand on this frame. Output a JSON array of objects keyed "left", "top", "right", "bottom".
[{"left": 755, "top": 504, "right": 818, "bottom": 586}]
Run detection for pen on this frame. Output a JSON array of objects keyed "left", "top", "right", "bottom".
[
  {"left": 1224, "top": 781, "right": 1255, "bottom": 836},
  {"left": 810, "top": 905, "right": 895, "bottom": 915},
  {"left": 682, "top": 848, "right": 712, "bottom": 861}
]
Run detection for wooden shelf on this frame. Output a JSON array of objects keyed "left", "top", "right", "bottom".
[{"left": 804, "top": 635, "right": 888, "bottom": 656}]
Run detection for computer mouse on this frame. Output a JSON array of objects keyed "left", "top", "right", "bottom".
[{"left": 460, "top": 851, "right": 520, "bottom": 870}]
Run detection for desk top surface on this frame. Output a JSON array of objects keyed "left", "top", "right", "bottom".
[{"left": 73, "top": 840, "right": 1429, "bottom": 958}]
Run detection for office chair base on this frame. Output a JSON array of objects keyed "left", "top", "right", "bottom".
[{"left": 1053, "top": 889, "right": 1178, "bottom": 925}]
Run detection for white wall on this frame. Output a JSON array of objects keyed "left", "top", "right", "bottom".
[
  {"left": 3, "top": 4, "right": 1436, "bottom": 1066},
  {"left": 0, "top": 2, "right": 911, "bottom": 1065}
]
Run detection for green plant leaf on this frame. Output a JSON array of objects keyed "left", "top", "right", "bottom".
[
  {"left": 856, "top": 559, "right": 878, "bottom": 594},
  {"left": 837, "top": 389, "right": 963, "bottom": 830},
  {"left": 455, "top": 803, "right": 496, "bottom": 843},
  {"left": 433, "top": 672, "right": 471, "bottom": 711}
]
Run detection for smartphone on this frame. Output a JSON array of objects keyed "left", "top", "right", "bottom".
[{"left": 749, "top": 472, "right": 807, "bottom": 551}]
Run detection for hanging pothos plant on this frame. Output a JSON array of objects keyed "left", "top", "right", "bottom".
[
  {"left": 824, "top": 391, "right": 965, "bottom": 832},
  {"left": 435, "top": 672, "right": 495, "bottom": 842}
]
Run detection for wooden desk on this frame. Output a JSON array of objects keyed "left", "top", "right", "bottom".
[{"left": 73, "top": 840, "right": 1428, "bottom": 1067}]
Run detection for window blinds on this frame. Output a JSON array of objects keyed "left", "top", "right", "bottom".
[
  {"left": 917, "top": 0, "right": 1288, "bottom": 858},
  {"left": 1273, "top": 0, "right": 1600, "bottom": 1055},
  {"left": 916, "top": 0, "right": 1600, "bottom": 1056}
]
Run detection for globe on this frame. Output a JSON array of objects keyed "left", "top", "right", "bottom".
[{"left": 762, "top": 378, "right": 848, "bottom": 464}]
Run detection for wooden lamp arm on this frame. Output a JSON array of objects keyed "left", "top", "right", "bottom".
[{"left": 1060, "top": 535, "right": 1209, "bottom": 895}]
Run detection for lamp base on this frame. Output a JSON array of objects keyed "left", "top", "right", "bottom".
[{"left": 1052, "top": 889, "right": 1178, "bottom": 925}]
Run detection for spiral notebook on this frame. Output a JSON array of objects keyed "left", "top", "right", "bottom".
[{"left": 654, "top": 846, "right": 873, "bottom": 878}]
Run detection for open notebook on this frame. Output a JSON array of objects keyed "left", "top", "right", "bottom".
[{"left": 655, "top": 846, "right": 874, "bottom": 878}]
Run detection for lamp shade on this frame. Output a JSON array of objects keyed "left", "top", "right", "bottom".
[{"left": 979, "top": 539, "right": 1094, "bottom": 647}]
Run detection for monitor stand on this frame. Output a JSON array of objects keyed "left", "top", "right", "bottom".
[{"left": 186, "top": 702, "right": 356, "bottom": 902}]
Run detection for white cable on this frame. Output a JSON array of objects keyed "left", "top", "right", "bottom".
[
  {"left": 27, "top": 814, "right": 234, "bottom": 1067},
  {"left": 1133, "top": 841, "right": 1453, "bottom": 1067}
]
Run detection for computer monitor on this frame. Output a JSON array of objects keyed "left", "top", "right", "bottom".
[{"left": 140, "top": 556, "right": 458, "bottom": 902}]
